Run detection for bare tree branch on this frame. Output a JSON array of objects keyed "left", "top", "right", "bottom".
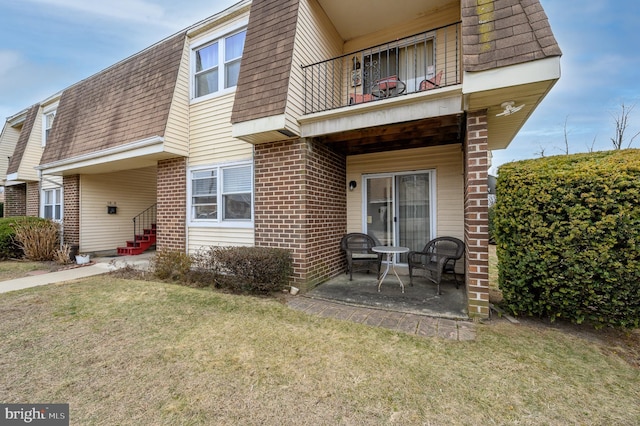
[
  {"left": 563, "top": 115, "right": 570, "bottom": 154},
  {"left": 611, "top": 103, "right": 638, "bottom": 149}
]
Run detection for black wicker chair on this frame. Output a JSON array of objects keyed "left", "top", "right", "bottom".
[
  {"left": 340, "top": 233, "right": 383, "bottom": 281},
  {"left": 408, "top": 237, "right": 464, "bottom": 294}
]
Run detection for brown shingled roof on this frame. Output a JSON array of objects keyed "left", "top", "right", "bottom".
[
  {"left": 40, "top": 32, "right": 186, "bottom": 165},
  {"left": 231, "top": 0, "right": 300, "bottom": 124},
  {"left": 6, "top": 103, "right": 39, "bottom": 175},
  {"left": 462, "top": 0, "right": 562, "bottom": 72}
]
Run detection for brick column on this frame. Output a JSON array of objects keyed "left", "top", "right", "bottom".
[
  {"left": 465, "top": 111, "right": 490, "bottom": 318},
  {"left": 254, "top": 138, "right": 346, "bottom": 289},
  {"left": 4, "top": 184, "right": 27, "bottom": 217},
  {"left": 26, "top": 182, "right": 40, "bottom": 217},
  {"left": 157, "top": 158, "right": 186, "bottom": 252},
  {"left": 63, "top": 175, "right": 80, "bottom": 248}
]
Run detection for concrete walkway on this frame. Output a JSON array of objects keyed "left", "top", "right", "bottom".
[
  {"left": 0, "top": 254, "right": 153, "bottom": 294},
  {"left": 288, "top": 296, "right": 476, "bottom": 341}
]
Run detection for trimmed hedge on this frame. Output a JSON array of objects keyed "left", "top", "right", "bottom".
[
  {"left": 213, "top": 246, "right": 293, "bottom": 294},
  {"left": 493, "top": 149, "right": 640, "bottom": 328},
  {"left": 152, "top": 246, "right": 293, "bottom": 294}
]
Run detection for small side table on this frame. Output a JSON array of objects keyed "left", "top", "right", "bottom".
[{"left": 372, "top": 246, "right": 410, "bottom": 293}]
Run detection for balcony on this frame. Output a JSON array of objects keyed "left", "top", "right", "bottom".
[{"left": 302, "top": 22, "right": 461, "bottom": 115}]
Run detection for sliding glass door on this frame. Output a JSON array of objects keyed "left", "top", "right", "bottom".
[{"left": 364, "top": 171, "right": 434, "bottom": 264}]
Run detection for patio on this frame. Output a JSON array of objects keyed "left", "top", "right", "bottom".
[{"left": 306, "top": 270, "right": 468, "bottom": 320}]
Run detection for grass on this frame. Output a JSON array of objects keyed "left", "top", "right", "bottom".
[
  {"left": 0, "top": 259, "right": 62, "bottom": 280},
  {"left": 1, "top": 275, "right": 639, "bottom": 425}
]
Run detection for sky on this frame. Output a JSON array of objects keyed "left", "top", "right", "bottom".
[{"left": 1, "top": 0, "right": 639, "bottom": 173}]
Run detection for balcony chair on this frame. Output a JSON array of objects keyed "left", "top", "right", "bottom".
[
  {"left": 340, "top": 233, "right": 383, "bottom": 281},
  {"left": 349, "top": 93, "right": 375, "bottom": 105},
  {"left": 419, "top": 70, "right": 443, "bottom": 91},
  {"left": 407, "top": 236, "right": 464, "bottom": 294}
]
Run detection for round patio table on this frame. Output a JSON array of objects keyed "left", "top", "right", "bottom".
[{"left": 372, "top": 246, "right": 410, "bottom": 293}]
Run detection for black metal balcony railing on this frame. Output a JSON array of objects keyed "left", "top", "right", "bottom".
[{"left": 302, "top": 22, "right": 461, "bottom": 115}]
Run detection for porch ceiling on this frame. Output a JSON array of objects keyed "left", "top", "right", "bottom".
[
  {"left": 315, "top": 113, "right": 464, "bottom": 156},
  {"left": 317, "top": 0, "right": 454, "bottom": 40}
]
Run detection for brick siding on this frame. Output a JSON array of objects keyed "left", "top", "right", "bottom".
[
  {"left": 63, "top": 175, "right": 80, "bottom": 248},
  {"left": 26, "top": 181, "right": 39, "bottom": 217},
  {"left": 4, "top": 184, "right": 27, "bottom": 217},
  {"left": 254, "top": 138, "right": 346, "bottom": 289},
  {"left": 464, "top": 111, "right": 490, "bottom": 318},
  {"left": 157, "top": 158, "right": 186, "bottom": 252}
]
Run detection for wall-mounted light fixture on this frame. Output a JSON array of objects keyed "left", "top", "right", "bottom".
[
  {"left": 348, "top": 180, "right": 357, "bottom": 191},
  {"left": 496, "top": 101, "right": 525, "bottom": 117}
]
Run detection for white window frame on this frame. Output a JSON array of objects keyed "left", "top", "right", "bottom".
[
  {"left": 188, "top": 161, "right": 254, "bottom": 228},
  {"left": 41, "top": 187, "right": 63, "bottom": 221},
  {"left": 42, "top": 108, "right": 56, "bottom": 147},
  {"left": 190, "top": 22, "right": 248, "bottom": 103}
]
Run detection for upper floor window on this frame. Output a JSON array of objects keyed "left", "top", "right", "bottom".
[
  {"left": 190, "top": 162, "right": 253, "bottom": 224},
  {"left": 43, "top": 110, "right": 55, "bottom": 147},
  {"left": 193, "top": 29, "right": 246, "bottom": 99}
]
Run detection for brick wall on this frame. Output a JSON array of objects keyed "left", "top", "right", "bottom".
[
  {"left": 4, "top": 184, "right": 26, "bottom": 217},
  {"left": 26, "top": 181, "right": 39, "bottom": 217},
  {"left": 464, "top": 111, "right": 490, "bottom": 318},
  {"left": 63, "top": 175, "right": 80, "bottom": 248},
  {"left": 157, "top": 158, "right": 186, "bottom": 251},
  {"left": 254, "top": 138, "right": 346, "bottom": 289}
]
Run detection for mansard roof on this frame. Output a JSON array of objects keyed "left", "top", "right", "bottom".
[
  {"left": 231, "top": 0, "right": 300, "bottom": 124},
  {"left": 40, "top": 32, "right": 186, "bottom": 165},
  {"left": 462, "top": 0, "right": 561, "bottom": 71},
  {"left": 6, "top": 103, "right": 39, "bottom": 175}
]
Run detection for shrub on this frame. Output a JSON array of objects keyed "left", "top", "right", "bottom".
[
  {"left": 151, "top": 249, "right": 192, "bottom": 281},
  {"left": 12, "top": 217, "right": 61, "bottom": 261},
  {"left": 212, "top": 246, "right": 292, "bottom": 294},
  {"left": 493, "top": 149, "right": 640, "bottom": 328},
  {"left": 0, "top": 217, "right": 24, "bottom": 259}
]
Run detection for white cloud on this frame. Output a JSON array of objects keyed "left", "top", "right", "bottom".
[
  {"left": 21, "top": 0, "right": 167, "bottom": 25},
  {"left": 0, "top": 50, "right": 23, "bottom": 76}
]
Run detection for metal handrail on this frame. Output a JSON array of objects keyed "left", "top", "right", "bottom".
[
  {"left": 132, "top": 203, "right": 157, "bottom": 247},
  {"left": 302, "top": 22, "right": 461, "bottom": 114}
]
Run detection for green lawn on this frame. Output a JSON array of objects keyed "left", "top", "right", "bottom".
[{"left": 1, "top": 276, "right": 638, "bottom": 425}]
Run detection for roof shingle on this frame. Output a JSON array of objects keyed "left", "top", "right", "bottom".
[
  {"left": 7, "top": 104, "right": 39, "bottom": 175},
  {"left": 40, "top": 32, "right": 186, "bottom": 165},
  {"left": 462, "top": 0, "right": 561, "bottom": 72}
]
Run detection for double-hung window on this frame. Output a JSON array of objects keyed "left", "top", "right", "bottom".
[
  {"left": 43, "top": 188, "right": 62, "bottom": 221},
  {"left": 190, "top": 163, "right": 252, "bottom": 223},
  {"left": 43, "top": 110, "right": 55, "bottom": 147},
  {"left": 193, "top": 29, "right": 246, "bottom": 99}
]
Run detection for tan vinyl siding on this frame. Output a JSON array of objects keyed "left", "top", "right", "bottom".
[
  {"left": 163, "top": 38, "right": 190, "bottom": 156},
  {"left": 286, "top": 0, "right": 343, "bottom": 128},
  {"left": 17, "top": 109, "right": 44, "bottom": 182},
  {"left": 343, "top": 3, "right": 460, "bottom": 53},
  {"left": 79, "top": 167, "right": 157, "bottom": 252},
  {"left": 187, "top": 92, "right": 254, "bottom": 250},
  {"left": 0, "top": 123, "right": 20, "bottom": 182},
  {"left": 189, "top": 92, "right": 253, "bottom": 166},
  {"left": 188, "top": 11, "right": 253, "bottom": 166},
  {"left": 186, "top": 13, "right": 255, "bottom": 253},
  {"left": 346, "top": 144, "right": 464, "bottom": 239},
  {"left": 188, "top": 227, "right": 254, "bottom": 253}
]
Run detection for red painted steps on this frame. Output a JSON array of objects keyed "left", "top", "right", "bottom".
[{"left": 117, "top": 224, "right": 156, "bottom": 255}]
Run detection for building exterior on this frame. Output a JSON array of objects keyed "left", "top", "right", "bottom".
[{"left": 0, "top": 0, "right": 561, "bottom": 318}]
